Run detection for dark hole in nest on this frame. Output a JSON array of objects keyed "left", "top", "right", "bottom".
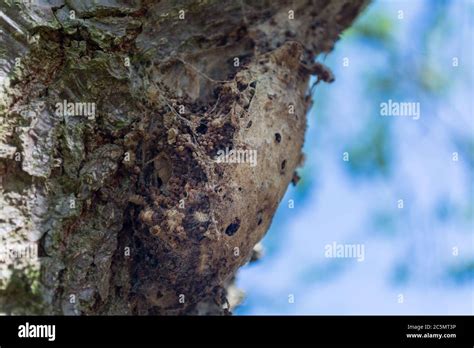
[
  {"left": 275, "top": 133, "right": 281, "bottom": 143},
  {"left": 225, "top": 219, "right": 241, "bottom": 236},
  {"left": 156, "top": 176, "right": 163, "bottom": 187},
  {"left": 257, "top": 211, "right": 263, "bottom": 225},
  {"left": 237, "top": 81, "right": 248, "bottom": 91},
  {"left": 213, "top": 86, "right": 223, "bottom": 98},
  {"left": 281, "top": 160, "right": 286, "bottom": 171},
  {"left": 246, "top": 120, "right": 252, "bottom": 128},
  {"left": 196, "top": 122, "right": 208, "bottom": 134},
  {"left": 249, "top": 81, "right": 257, "bottom": 88}
]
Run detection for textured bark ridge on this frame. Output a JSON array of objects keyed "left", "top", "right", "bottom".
[{"left": 0, "top": 0, "right": 368, "bottom": 315}]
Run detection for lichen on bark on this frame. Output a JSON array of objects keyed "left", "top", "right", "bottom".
[{"left": 0, "top": 0, "right": 368, "bottom": 315}]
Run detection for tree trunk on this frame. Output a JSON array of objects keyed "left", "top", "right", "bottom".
[{"left": 0, "top": 0, "right": 368, "bottom": 315}]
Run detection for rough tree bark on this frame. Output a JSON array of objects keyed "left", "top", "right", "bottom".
[{"left": 0, "top": 0, "right": 368, "bottom": 315}]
